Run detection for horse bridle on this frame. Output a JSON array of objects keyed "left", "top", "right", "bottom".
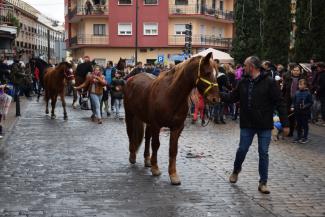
[
  {"left": 195, "top": 57, "right": 219, "bottom": 96},
  {"left": 64, "top": 68, "right": 74, "bottom": 80}
]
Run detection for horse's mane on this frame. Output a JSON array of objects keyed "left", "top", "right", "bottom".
[{"left": 156, "top": 56, "right": 200, "bottom": 83}]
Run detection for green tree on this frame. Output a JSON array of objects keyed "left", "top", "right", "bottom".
[
  {"left": 262, "top": 0, "right": 291, "bottom": 65},
  {"left": 294, "top": 0, "right": 325, "bottom": 62},
  {"left": 232, "top": 0, "right": 263, "bottom": 64}
]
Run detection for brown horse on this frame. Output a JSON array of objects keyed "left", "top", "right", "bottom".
[
  {"left": 43, "top": 62, "right": 75, "bottom": 120},
  {"left": 123, "top": 52, "right": 219, "bottom": 185}
]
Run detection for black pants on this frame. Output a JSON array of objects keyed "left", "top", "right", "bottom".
[
  {"left": 321, "top": 97, "right": 325, "bottom": 121},
  {"left": 296, "top": 114, "right": 309, "bottom": 139}
]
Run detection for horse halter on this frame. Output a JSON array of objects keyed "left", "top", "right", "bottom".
[
  {"left": 195, "top": 57, "right": 218, "bottom": 96},
  {"left": 64, "top": 68, "right": 74, "bottom": 80}
]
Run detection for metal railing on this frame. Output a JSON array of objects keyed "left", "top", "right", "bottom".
[
  {"left": 169, "top": 4, "right": 234, "bottom": 21},
  {"left": 70, "top": 34, "right": 109, "bottom": 46},
  {"left": 68, "top": 4, "right": 108, "bottom": 20},
  {"left": 0, "top": 4, "right": 15, "bottom": 25},
  {"left": 169, "top": 35, "right": 232, "bottom": 48}
]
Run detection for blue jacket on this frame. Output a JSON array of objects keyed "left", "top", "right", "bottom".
[
  {"left": 292, "top": 89, "right": 313, "bottom": 115},
  {"left": 103, "top": 67, "right": 116, "bottom": 85}
]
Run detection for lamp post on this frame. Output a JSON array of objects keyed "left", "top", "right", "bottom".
[{"left": 135, "top": 0, "right": 138, "bottom": 64}]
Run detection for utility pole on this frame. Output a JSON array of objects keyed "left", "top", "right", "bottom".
[
  {"left": 47, "top": 29, "right": 51, "bottom": 64},
  {"left": 135, "top": 0, "right": 138, "bottom": 64}
]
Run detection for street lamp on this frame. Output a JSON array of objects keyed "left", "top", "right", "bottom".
[{"left": 135, "top": 0, "right": 138, "bottom": 64}]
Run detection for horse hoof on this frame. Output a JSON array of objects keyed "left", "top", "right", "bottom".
[
  {"left": 129, "top": 153, "right": 136, "bottom": 164},
  {"left": 72, "top": 103, "right": 77, "bottom": 109},
  {"left": 144, "top": 158, "right": 151, "bottom": 167},
  {"left": 170, "top": 174, "right": 181, "bottom": 185},
  {"left": 45, "top": 110, "right": 49, "bottom": 114},
  {"left": 151, "top": 167, "right": 161, "bottom": 176},
  {"left": 129, "top": 158, "right": 136, "bottom": 164},
  {"left": 51, "top": 115, "right": 56, "bottom": 119},
  {"left": 64, "top": 116, "right": 68, "bottom": 120}
]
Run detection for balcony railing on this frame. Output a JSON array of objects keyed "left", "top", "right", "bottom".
[
  {"left": 68, "top": 4, "right": 108, "bottom": 20},
  {"left": 70, "top": 34, "right": 109, "bottom": 47},
  {"left": 0, "top": 4, "right": 15, "bottom": 25},
  {"left": 169, "top": 4, "right": 234, "bottom": 21},
  {"left": 169, "top": 35, "right": 232, "bottom": 48}
]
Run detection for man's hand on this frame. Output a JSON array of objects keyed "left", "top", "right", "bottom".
[{"left": 283, "top": 127, "right": 290, "bottom": 136}]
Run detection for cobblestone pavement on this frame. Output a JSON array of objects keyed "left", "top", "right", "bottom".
[{"left": 0, "top": 97, "right": 324, "bottom": 217}]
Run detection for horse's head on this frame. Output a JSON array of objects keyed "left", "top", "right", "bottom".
[
  {"left": 116, "top": 58, "right": 126, "bottom": 71},
  {"left": 195, "top": 52, "right": 220, "bottom": 104},
  {"left": 58, "top": 62, "right": 75, "bottom": 86}
]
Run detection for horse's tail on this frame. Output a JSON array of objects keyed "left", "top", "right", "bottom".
[{"left": 132, "top": 117, "right": 144, "bottom": 152}]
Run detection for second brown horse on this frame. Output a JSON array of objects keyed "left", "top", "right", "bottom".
[
  {"left": 43, "top": 62, "right": 75, "bottom": 120},
  {"left": 123, "top": 52, "right": 219, "bottom": 185}
]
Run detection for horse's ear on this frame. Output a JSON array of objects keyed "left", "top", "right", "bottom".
[{"left": 203, "top": 52, "right": 213, "bottom": 64}]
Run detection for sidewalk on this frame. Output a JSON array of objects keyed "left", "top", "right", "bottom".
[{"left": 0, "top": 97, "right": 30, "bottom": 150}]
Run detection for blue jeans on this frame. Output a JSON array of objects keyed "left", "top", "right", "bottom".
[
  {"left": 90, "top": 93, "right": 102, "bottom": 119},
  {"left": 114, "top": 98, "right": 122, "bottom": 117},
  {"left": 296, "top": 114, "right": 309, "bottom": 139},
  {"left": 233, "top": 128, "right": 271, "bottom": 184}
]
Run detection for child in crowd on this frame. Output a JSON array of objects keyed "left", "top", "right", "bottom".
[{"left": 291, "top": 79, "right": 313, "bottom": 143}]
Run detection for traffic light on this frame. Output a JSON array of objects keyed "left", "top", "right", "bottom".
[{"left": 185, "top": 23, "right": 192, "bottom": 55}]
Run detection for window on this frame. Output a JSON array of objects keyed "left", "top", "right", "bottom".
[
  {"left": 174, "top": 24, "right": 186, "bottom": 35},
  {"left": 143, "top": 23, "right": 158, "bottom": 35},
  {"left": 118, "top": 0, "right": 132, "bottom": 4},
  {"left": 175, "top": 0, "right": 188, "bottom": 5},
  {"left": 212, "top": 0, "right": 216, "bottom": 9},
  {"left": 220, "top": 0, "right": 224, "bottom": 11},
  {"left": 118, "top": 23, "right": 132, "bottom": 35},
  {"left": 144, "top": 0, "right": 158, "bottom": 4},
  {"left": 93, "top": 24, "right": 106, "bottom": 35}
]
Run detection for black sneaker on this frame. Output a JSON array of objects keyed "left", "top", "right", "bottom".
[
  {"left": 107, "top": 112, "right": 111, "bottom": 117},
  {"left": 201, "top": 119, "right": 206, "bottom": 126}
]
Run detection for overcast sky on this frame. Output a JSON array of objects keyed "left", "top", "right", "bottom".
[{"left": 24, "top": 0, "right": 64, "bottom": 23}]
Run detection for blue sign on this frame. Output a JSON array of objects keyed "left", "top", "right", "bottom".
[{"left": 157, "top": 55, "right": 164, "bottom": 63}]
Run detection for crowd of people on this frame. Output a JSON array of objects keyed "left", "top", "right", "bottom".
[{"left": 0, "top": 53, "right": 324, "bottom": 194}]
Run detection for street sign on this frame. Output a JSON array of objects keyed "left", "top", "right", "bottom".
[{"left": 157, "top": 55, "right": 164, "bottom": 63}]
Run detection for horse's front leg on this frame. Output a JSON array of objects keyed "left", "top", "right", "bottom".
[
  {"left": 51, "top": 95, "right": 57, "bottom": 119},
  {"left": 144, "top": 125, "right": 152, "bottom": 167},
  {"left": 150, "top": 127, "right": 161, "bottom": 176},
  {"left": 60, "top": 92, "right": 68, "bottom": 120},
  {"left": 45, "top": 92, "right": 49, "bottom": 115},
  {"left": 168, "top": 125, "right": 184, "bottom": 185}
]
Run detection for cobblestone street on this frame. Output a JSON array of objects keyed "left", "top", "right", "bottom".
[{"left": 0, "top": 97, "right": 324, "bottom": 217}]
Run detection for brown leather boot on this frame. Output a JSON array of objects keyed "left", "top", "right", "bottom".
[
  {"left": 229, "top": 172, "right": 239, "bottom": 183},
  {"left": 258, "top": 183, "right": 270, "bottom": 194}
]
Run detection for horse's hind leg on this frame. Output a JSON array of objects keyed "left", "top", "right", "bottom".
[
  {"left": 60, "top": 92, "right": 68, "bottom": 120},
  {"left": 144, "top": 125, "right": 152, "bottom": 167},
  {"left": 50, "top": 95, "right": 57, "bottom": 119},
  {"left": 168, "top": 126, "right": 184, "bottom": 185},
  {"left": 72, "top": 88, "right": 77, "bottom": 109},
  {"left": 125, "top": 111, "right": 136, "bottom": 164},
  {"left": 150, "top": 127, "right": 161, "bottom": 176}
]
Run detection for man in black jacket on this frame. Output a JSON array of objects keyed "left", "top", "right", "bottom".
[{"left": 222, "top": 56, "right": 289, "bottom": 194}]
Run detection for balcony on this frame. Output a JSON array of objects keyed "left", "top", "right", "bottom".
[
  {"left": 68, "top": 4, "right": 109, "bottom": 23},
  {"left": 169, "top": 4, "right": 234, "bottom": 22},
  {"left": 169, "top": 35, "right": 232, "bottom": 50},
  {"left": 0, "top": 4, "right": 18, "bottom": 35},
  {"left": 69, "top": 34, "right": 109, "bottom": 48}
]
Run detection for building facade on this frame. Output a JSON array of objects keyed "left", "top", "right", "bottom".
[
  {"left": 65, "top": 0, "right": 234, "bottom": 65},
  {"left": 0, "top": 0, "right": 18, "bottom": 58},
  {"left": 2, "top": 0, "right": 65, "bottom": 63}
]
